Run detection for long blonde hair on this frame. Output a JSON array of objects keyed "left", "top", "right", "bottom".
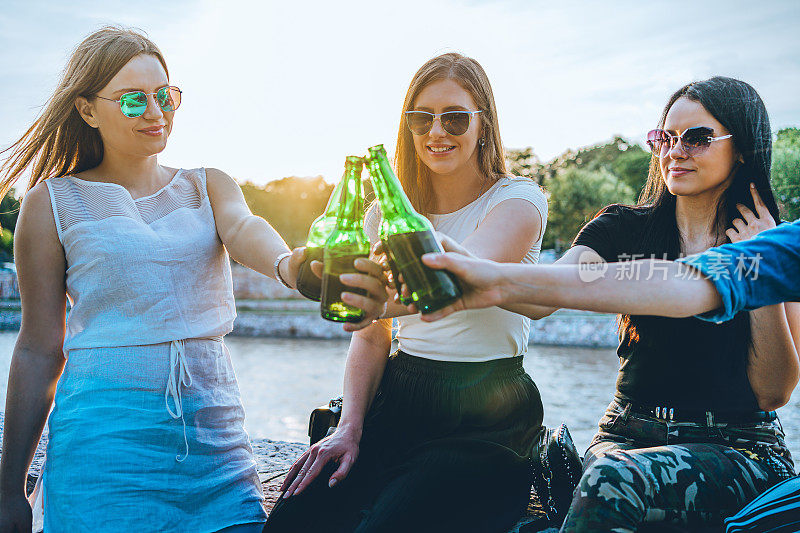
[
  {"left": 0, "top": 26, "right": 168, "bottom": 198},
  {"left": 394, "top": 52, "right": 507, "bottom": 216}
]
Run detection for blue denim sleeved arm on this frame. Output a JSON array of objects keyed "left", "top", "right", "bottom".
[{"left": 675, "top": 220, "right": 800, "bottom": 323}]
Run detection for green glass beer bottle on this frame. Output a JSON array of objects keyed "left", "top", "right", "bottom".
[
  {"left": 320, "top": 156, "right": 370, "bottom": 323},
  {"left": 295, "top": 174, "right": 348, "bottom": 301},
  {"left": 364, "top": 144, "right": 461, "bottom": 314}
]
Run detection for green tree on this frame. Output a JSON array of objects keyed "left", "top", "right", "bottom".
[
  {"left": 505, "top": 147, "right": 546, "bottom": 184},
  {"left": 771, "top": 128, "right": 800, "bottom": 220},
  {"left": 538, "top": 135, "right": 651, "bottom": 195},
  {"left": 545, "top": 167, "right": 635, "bottom": 250},
  {"left": 610, "top": 145, "right": 652, "bottom": 198},
  {"left": 0, "top": 229, "right": 13, "bottom": 262},
  {"left": 241, "top": 176, "right": 334, "bottom": 248},
  {"left": 0, "top": 189, "right": 20, "bottom": 262},
  {"left": 240, "top": 175, "right": 373, "bottom": 249}
]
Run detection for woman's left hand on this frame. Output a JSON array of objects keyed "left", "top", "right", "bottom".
[
  {"left": 726, "top": 184, "right": 777, "bottom": 243},
  {"left": 311, "top": 257, "right": 391, "bottom": 331},
  {"left": 341, "top": 258, "right": 391, "bottom": 331}
]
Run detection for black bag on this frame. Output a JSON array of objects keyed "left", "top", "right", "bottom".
[
  {"left": 530, "top": 424, "right": 583, "bottom": 527},
  {"left": 308, "top": 396, "right": 343, "bottom": 445}
]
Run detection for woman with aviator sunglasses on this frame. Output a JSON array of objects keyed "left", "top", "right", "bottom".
[
  {"left": 0, "top": 27, "right": 388, "bottom": 533},
  {"left": 423, "top": 76, "right": 798, "bottom": 531},
  {"left": 264, "top": 52, "right": 549, "bottom": 533},
  {"left": 94, "top": 84, "right": 183, "bottom": 118}
]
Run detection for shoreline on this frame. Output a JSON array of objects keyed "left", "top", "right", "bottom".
[{"left": 0, "top": 299, "right": 619, "bottom": 348}]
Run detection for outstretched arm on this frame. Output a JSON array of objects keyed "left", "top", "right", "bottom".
[
  {"left": 205, "top": 168, "right": 302, "bottom": 285},
  {"left": 418, "top": 253, "right": 722, "bottom": 322},
  {"left": 419, "top": 218, "right": 800, "bottom": 322},
  {"left": 206, "top": 168, "right": 389, "bottom": 326}
]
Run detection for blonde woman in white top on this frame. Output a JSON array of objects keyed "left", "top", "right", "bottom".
[
  {"left": 266, "top": 52, "right": 548, "bottom": 533},
  {"left": 0, "top": 27, "right": 387, "bottom": 533}
]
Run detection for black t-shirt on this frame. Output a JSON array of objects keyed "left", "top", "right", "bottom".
[{"left": 572, "top": 204, "right": 759, "bottom": 412}]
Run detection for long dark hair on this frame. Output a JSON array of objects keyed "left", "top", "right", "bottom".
[
  {"left": 623, "top": 77, "right": 780, "bottom": 357},
  {"left": 638, "top": 76, "right": 780, "bottom": 256}
]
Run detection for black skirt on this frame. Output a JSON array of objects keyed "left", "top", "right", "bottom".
[{"left": 265, "top": 351, "right": 544, "bottom": 533}]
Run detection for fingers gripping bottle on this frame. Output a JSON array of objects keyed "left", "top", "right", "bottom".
[
  {"left": 320, "top": 156, "right": 370, "bottom": 322},
  {"left": 364, "top": 144, "right": 461, "bottom": 314}
]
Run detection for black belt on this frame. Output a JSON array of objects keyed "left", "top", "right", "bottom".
[{"left": 626, "top": 401, "right": 776, "bottom": 425}]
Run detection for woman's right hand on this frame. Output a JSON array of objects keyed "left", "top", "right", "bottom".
[
  {"left": 415, "top": 241, "right": 508, "bottom": 321},
  {"left": 279, "top": 426, "right": 361, "bottom": 498},
  {"left": 281, "top": 246, "right": 308, "bottom": 290},
  {"left": 0, "top": 492, "right": 33, "bottom": 533},
  {"left": 310, "top": 257, "right": 392, "bottom": 332},
  {"left": 380, "top": 232, "right": 477, "bottom": 306}
]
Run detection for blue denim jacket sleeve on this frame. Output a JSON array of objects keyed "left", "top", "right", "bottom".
[{"left": 675, "top": 219, "right": 800, "bottom": 323}]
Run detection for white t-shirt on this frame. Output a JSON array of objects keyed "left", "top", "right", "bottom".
[{"left": 381, "top": 176, "right": 548, "bottom": 362}]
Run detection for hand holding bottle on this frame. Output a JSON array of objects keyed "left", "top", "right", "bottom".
[
  {"left": 308, "top": 256, "right": 391, "bottom": 331},
  {"left": 377, "top": 232, "right": 470, "bottom": 308},
  {"left": 364, "top": 144, "right": 462, "bottom": 313},
  {"left": 398, "top": 233, "right": 507, "bottom": 321},
  {"left": 279, "top": 246, "right": 308, "bottom": 290}
]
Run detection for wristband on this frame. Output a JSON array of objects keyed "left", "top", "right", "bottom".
[{"left": 274, "top": 252, "right": 294, "bottom": 289}]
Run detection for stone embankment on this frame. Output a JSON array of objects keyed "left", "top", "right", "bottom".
[
  {"left": 1, "top": 263, "right": 620, "bottom": 347},
  {"left": 232, "top": 299, "right": 618, "bottom": 347},
  {"left": 1, "top": 299, "right": 618, "bottom": 347}
]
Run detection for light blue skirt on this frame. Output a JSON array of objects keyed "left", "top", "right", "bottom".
[{"left": 42, "top": 338, "right": 267, "bottom": 532}]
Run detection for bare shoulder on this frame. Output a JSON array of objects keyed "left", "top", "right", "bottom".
[
  {"left": 15, "top": 182, "right": 67, "bottom": 351},
  {"left": 204, "top": 167, "right": 244, "bottom": 202},
  {"left": 205, "top": 167, "right": 235, "bottom": 184},
  {"left": 21, "top": 181, "right": 53, "bottom": 210},
  {"left": 17, "top": 183, "right": 59, "bottom": 243},
  {"left": 205, "top": 166, "right": 237, "bottom": 188}
]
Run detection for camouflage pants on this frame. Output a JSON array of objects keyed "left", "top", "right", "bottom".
[{"left": 561, "top": 400, "right": 795, "bottom": 532}]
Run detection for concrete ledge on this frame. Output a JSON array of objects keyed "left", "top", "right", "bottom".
[
  {"left": 0, "top": 299, "right": 619, "bottom": 348},
  {"left": 236, "top": 305, "right": 619, "bottom": 348},
  {"left": 0, "top": 413, "right": 546, "bottom": 531}
]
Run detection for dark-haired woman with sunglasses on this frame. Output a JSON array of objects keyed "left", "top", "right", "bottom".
[
  {"left": 0, "top": 28, "right": 388, "bottom": 533},
  {"left": 264, "top": 52, "right": 548, "bottom": 533},
  {"left": 560, "top": 76, "right": 798, "bottom": 532},
  {"left": 425, "top": 76, "right": 799, "bottom": 531}
]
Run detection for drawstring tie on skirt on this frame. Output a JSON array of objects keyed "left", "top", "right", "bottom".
[{"left": 165, "top": 339, "right": 193, "bottom": 462}]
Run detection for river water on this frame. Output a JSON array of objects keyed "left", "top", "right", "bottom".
[{"left": 1, "top": 332, "right": 798, "bottom": 461}]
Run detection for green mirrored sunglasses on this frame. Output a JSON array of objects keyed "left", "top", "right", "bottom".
[{"left": 95, "top": 86, "right": 182, "bottom": 118}]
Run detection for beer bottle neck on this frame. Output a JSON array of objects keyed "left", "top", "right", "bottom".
[
  {"left": 366, "top": 149, "right": 430, "bottom": 235},
  {"left": 335, "top": 163, "right": 364, "bottom": 231},
  {"left": 322, "top": 174, "right": 346, "bottom": 218},
  {"left": 306, "top": 175, "right": 347, "bottom": 247}
]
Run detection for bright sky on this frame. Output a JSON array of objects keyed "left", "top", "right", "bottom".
[{"left": 1, "top": 0, "right": 798, "bottom": 186}]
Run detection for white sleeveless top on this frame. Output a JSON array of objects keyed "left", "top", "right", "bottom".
[
  {"left": 45, "top": 168, "right": 236, "bottom": 353},
  {"left": 392, "top": 176, "right": 548, "bottom": 362}
]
